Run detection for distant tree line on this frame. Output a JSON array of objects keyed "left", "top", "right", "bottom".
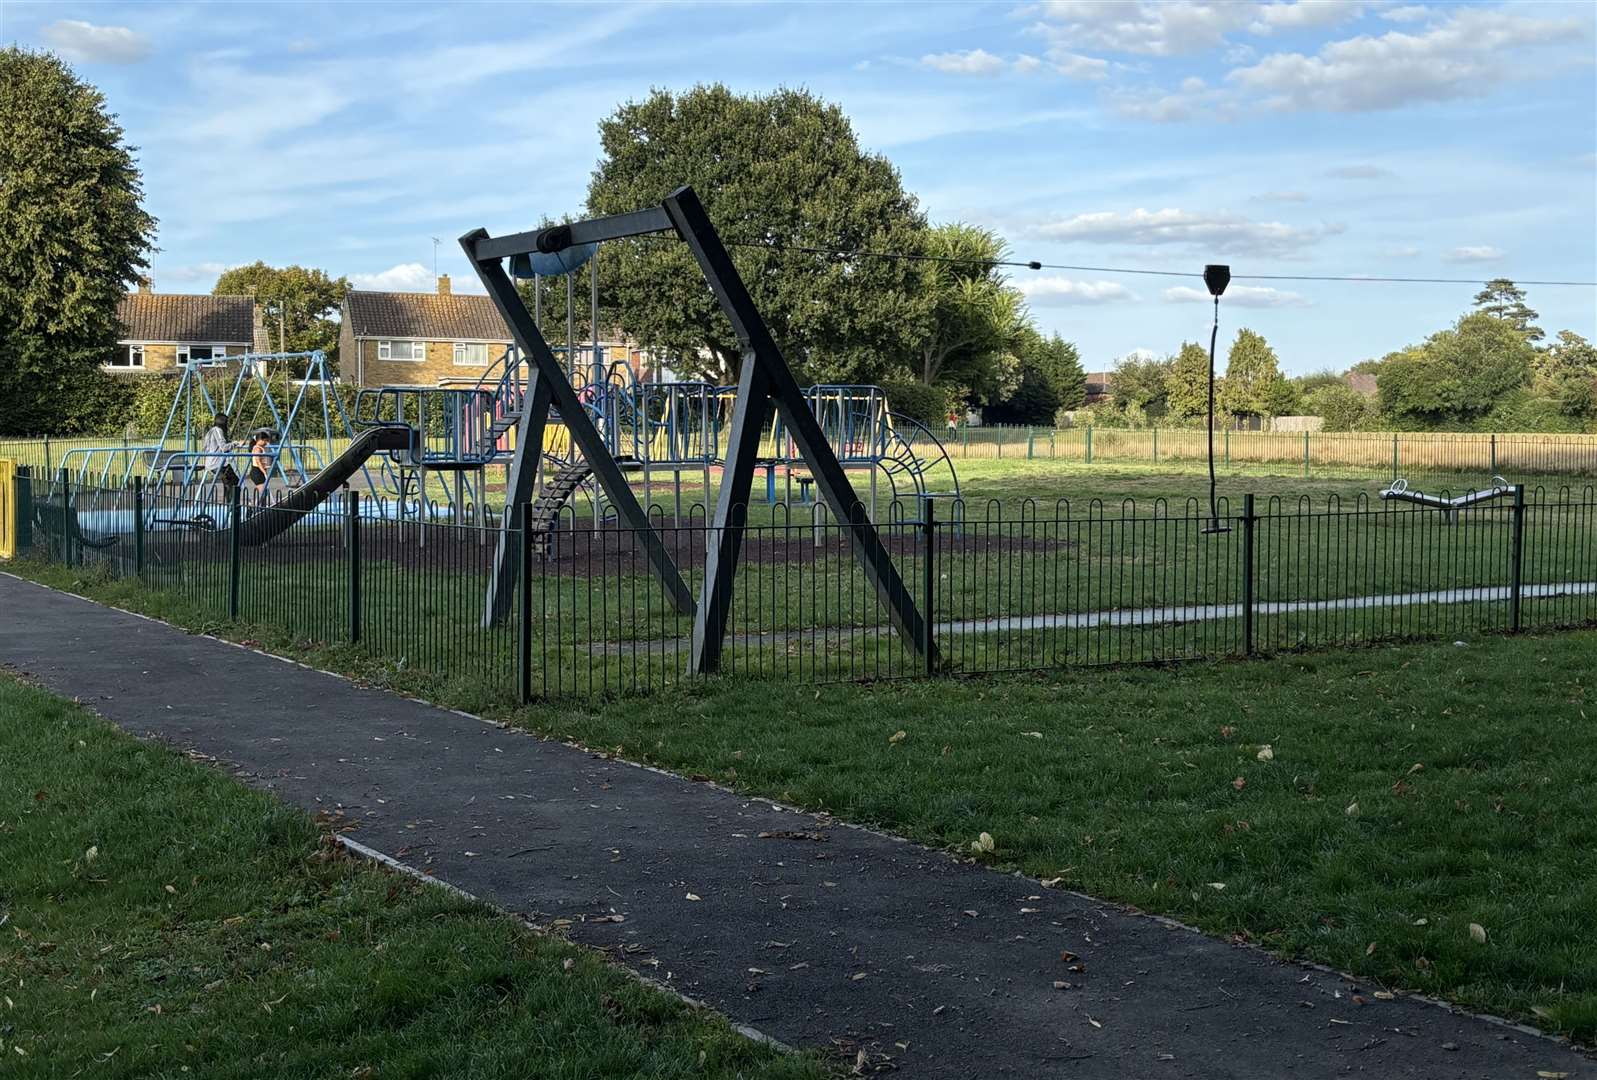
[{"left": 1082, "top": 280, "right": 1597, "bottom": 434}]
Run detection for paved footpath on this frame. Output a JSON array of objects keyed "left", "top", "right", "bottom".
[{"left": 0, "top": 574, "right": 1587, "bottom": 1079}]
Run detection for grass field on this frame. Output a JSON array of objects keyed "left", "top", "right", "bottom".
[
  {"left": 8, "top": 560, "right": 1595, "bottom": 1045},
  {"left": 0, "top": 673, "right": 826, "bottom": 1078}
]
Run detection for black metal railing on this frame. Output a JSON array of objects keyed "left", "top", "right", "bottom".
[{"left": 15, "top": 473, "right": 1597, "bottom": 705}]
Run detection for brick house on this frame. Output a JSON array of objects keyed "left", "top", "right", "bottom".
[
  {"left": 340, "top": 275, "right": 652, "bottom": 388},
  {"left": 1083, "top": 371, "right": 1114, "bottom": 405},
  {"left": 106, "top": 282, "right": 266, "bottom": 374}
]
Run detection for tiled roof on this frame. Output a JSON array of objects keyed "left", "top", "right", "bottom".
[
  {"left": 1346, "top": 372, "right": 1379, "bottom": 397},
  {"left": 344, "top": 291, "right": 512, "bottom": 341},
  {"left": 117, "top": 293, "right": 255, "bottom": 344}
]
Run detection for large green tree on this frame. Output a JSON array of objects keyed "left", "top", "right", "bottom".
[
  {"left": 584, "top": 85, "right": 926, "bottom": 384},
  {"left": 1165, "top": 341, "right": 1213, "bottom": 420},
  {"left": 1377, "top": 311, "right": 1535, "bottom": 426},
  {"left": 1472, "top": 278, "right": 1542, "bottom": 343},
  {"left": 906, "top": 223, "right": 1026, "bottom": 397},
  {"left": 0, "top": 49, "right": 156, "bottom": 434},
  {"left": 1219, "top": 329, "right": 1283, "bottom": 419},
  {"left": 1024, "top": 329, "right": 1087, "bottom": 410},
  {"left": 1303, "top": 382, "right": 1375, "bottom": 431},
  {"left": 212, "top": 262, "right": 350, "bottom": 366},
  {"left": 1109, "top": 353, "right": 1171, "bottom": 415},
  {"left": 1538, "top": 330, "right": 1597, "bottom": 418}
]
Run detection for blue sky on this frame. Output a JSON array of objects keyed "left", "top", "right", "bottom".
[{"left": 6, "top": 0, "right": 1594, "bottom": 374}]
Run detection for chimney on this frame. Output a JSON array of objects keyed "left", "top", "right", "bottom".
[
  {"left": 437, "top": 274, "right": 451, "bottom": 295},
  {"left": 137, "top": 276, "right": 153, "bottom": 294}
]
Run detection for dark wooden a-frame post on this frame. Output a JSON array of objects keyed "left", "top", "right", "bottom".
[
  {"left": 659, "top": 186, "right": 934, "bottom": 673},
  {"left": 461, "top": 225, "right": 696, "bottom": 619}
]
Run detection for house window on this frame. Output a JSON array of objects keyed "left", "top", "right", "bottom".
[
  {"left": 453, "top": 342, "right": 489, "bottom": 366},
  {"left": 108, "top": 344, "right": 145, "bottom": 370},
  {"left": 177, "top": 344, "right": 223, "bottom": 366},
  {"left": 378, "top": 340, "right": 425, "bottom": 361}
]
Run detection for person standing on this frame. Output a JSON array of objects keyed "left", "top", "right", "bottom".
[
  {"left": 201, "top": 413, "right": 238, "bottom": 501},
  {"left": 246, "top": 429, "right": 273, "bottom": 507}
]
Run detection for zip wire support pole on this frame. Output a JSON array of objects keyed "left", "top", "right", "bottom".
[
  {"left": 1201, "top": 263, "right": 1231, "bottom": 536},
  {"left": 461, "top": 212, "right": 697, "bottom": 620}
]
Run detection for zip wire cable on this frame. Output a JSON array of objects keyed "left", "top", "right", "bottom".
[{"left": 702, "top": 236, "right": 1597, "bottom": 287}]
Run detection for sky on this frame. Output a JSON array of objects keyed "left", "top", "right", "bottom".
[{"left": 5, "top": 0, "right": 1595, "bottom": 374}]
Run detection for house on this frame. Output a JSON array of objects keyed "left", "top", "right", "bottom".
[
  {"left": 1083, "top": 371, "right": 1114, "bottom": 405},
  {"left": 106, "top": 281, "right": 265, "bottom": 373},
  {"left": 340, "top": 275, "right": 653, "bottom": 388},
  {"left": 1346, "top": 372, "right": 1379, "bottom": 398}
]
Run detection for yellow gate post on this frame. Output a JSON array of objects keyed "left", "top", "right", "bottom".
[{"left": 0, "top": 459, "right": 16, "bottom": 559}]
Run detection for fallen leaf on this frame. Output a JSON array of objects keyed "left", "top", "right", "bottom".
[
  {"left": 1232, "top": 777, "right": 1246, "bottom": 791},
  {"left": 84, "top": 846, "right": 99, "bottom": 863},
  {"left": 562, "top": 958, "right": 574, "bottom": 971},
  {"left": 1536, "top": 1073, "right": 1570, "bottom": 1079},
  {"left": 1256, "top": 745, "right": 1274, "bottom": 762},
  {"left": 1413, "top": 917, "right": 1428, "bottom": 926},
  {"left": 1220, "top": 725, "right": 1235, "bottom": 738},
  {"left": 1469, "top": 923, "right": 1488, "bottom": 944},
  {"left": 1208, "top": 882, "right": 1227, "bottom": 891},
  {"left": 1408, "top": 762, "right": 1424, "bottom": 774},
  {"left": 1021, "top": 731, "right": 1043, "bottom": 739},
  {"left": 888, "top": 730, "right": 907, "bottom": 746},
  {"left": 962, "top": 909, "right": 979, "bottom": 918},
  {"left": 1365, "top": 942, "right": 1377, "bottom": 956},
  {"left": 851, "top": 972, "right": 867, "bottom": 981},
  {"left": 970, "top": 832, "right": 995, "bottom": 854},
  {"left": 163, "top": 884, "right": 177, "bottom": 895},
  {"left": 1052, "top": 980, "right": 1068, "bottom": 989},
  {"left": 1345, "top": 801, "right": 1360, "bottom": 817},
  {"left": 1088, "top": 1017, "right": 1102, "bottom": 1028},
  {"left": 1373, "top": 991, "right": 1395, "bottom": 1001},
  {"left": 685, "top": 893, "right": 701, "bottom": 902}
]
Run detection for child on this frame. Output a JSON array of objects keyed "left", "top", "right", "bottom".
[{"left": 246, "top": 429, "right": 273, "bottom": 506}]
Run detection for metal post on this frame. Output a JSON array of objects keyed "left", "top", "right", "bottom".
[
  {"left": 1224, "top": 428, "right": 1230, "bottom": 466},
  {"left": 1490, "top": 433, "right": 1497, "bottom": 476},
  {"left": 518, "top": 501, "right": 534, "bottom": 704},
  {"left": 1303, "top": 430, "right": 1310, "bottom": 478},
  {"left": 59, "top": 468, "right": 70, "bottom": 565},
  {"left": 43, "top": 436, "right": 52, "bottom": 478},
  {"left": 1026, "top": 427, "right": 1035, "bottom": 460},
  {"left": 347, "top": 490, "right": 361, "bottom": 645},
  {"left": 1085, "top": 425, "right": 1093, "bottom": 464},
  {"left": 1509, "top": 484, "right": 1525, "bottom": 633},
  {"left": 1241, "top": 493, "right": 1256, "bottom": 656},
  {"left": 133, "top": 476, "right": 144, "bottom": 577},
  {"left": 228, "top": 483, "right": 241, "bottom": 619},
  {"left": 1392, "top": 433, "right": 1399, "bottom": 481},
  {"left": 922, "top": 498, "right": 936, "bottom": 675}
]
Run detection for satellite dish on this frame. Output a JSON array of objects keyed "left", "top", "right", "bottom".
[{"left": 509, "top": 242, "right": 597, "bottom": 279}]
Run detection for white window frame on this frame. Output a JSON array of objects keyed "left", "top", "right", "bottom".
[
  {"left": 378, "top": 339, "right": 426, "bottom": 362},
  {"left": 108, "top": 344, "right": 145, "bottom": 370},
  {"left": 177, "top": 344, "right": 229, "bottom": 367},
  {"left": 452, "top": 342, "right": 489, "bottom": 366}
]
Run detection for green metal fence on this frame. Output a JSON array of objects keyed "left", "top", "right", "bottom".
[{"left": 16, "top": 471, "right": 1597, "bottom": 704}]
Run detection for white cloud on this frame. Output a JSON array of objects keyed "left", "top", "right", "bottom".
[
  {"left": 350, "top": 263, "right": 436, "bottom": 291},
  {"left": 921, "top": 48, "right": 1008, "bottom": 75},
  {"left": 1227, "top": 8, "right": 1584, "bottom": 112},
  {"left": 1164, "top": 284, "right": 1311, "bottom": 307},
  {"left": 1047, "top": 49, "right": 1110, "bottom": 79},
  {"left": 41, "top": 20, "right": 151, "bottom": 64},
  {"left": 1016, "top": 277, "right": 1136, "bottom": 305},
  {"left": 1443, "top": 246, "right": 1505, "bottom": 263},
  {"left": 1251, "top": 190, "right": 1309, "bottom": 203},
  {"left": 1379, "top": 5, "right": 1433, "bottom": 24},
  {"left": 1028, "top": 1, "right": 1361, "bottom": 57},
  {"left": 1324, "top": 164, "right": 1395, "bottom": 179},
  {"left": 1029, "top": 207, "right": 1343, "bottom": 257},
  {"left": 163, "top": 261, "right": 233, "bottom": 282}
]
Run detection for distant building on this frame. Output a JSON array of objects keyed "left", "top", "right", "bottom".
[
  {"left": 1083, "top": 371, "right": 1114, "bottom": 405},
  {"left": 340, "top": 275, "right": 653, "bottom": 388},
  {"left": 106, "top": 281, "right": 265, "bottom": 374},
  {"left": 1346, "top": 372, "right": 1378, "bottom": 397}
]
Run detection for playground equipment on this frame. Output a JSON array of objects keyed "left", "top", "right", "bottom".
[
  {"left": 461, "top": 185, "right": 946, "bottom": 672},
  {"left": 1380, "top": 476, "right": 1520, "bottom": 522},
  {"left": 46, "top": 352, "right": 495, "bottom": 542}
]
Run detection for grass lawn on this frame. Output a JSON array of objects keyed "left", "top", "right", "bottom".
[
  {"left": 7, "top": 557, "right": 1597, "bottom": 1044},
  {"left": 0, "top": 674, "right": 827, "bottom": 1079}
]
